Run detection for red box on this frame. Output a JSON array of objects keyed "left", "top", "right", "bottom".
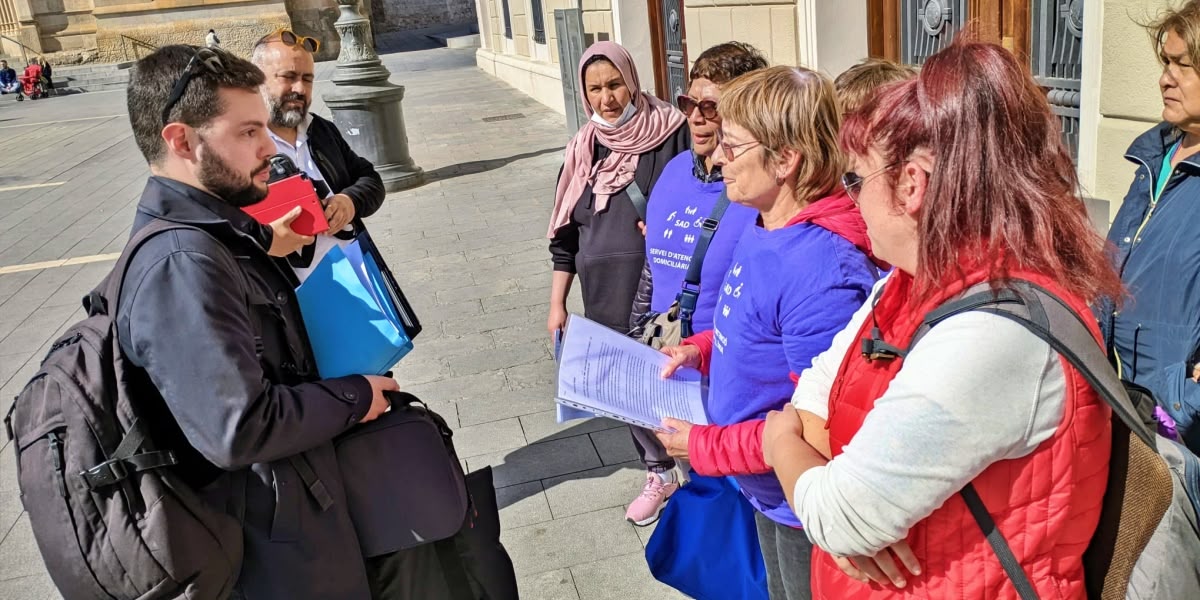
[{"left": 241, "top": 174, "right": 330, "bottom": 236}]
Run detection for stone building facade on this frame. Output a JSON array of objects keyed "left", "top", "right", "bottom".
[
  {"left": 0, "top": 0, "right": 472, "bottom": 64},
  {"left": 476, "top": 0, "right": 1171, "bottom": 226}
]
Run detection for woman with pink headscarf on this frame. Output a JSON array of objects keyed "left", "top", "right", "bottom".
[{"left": 547, "top": 41, "right": 689, "bottom": 523}]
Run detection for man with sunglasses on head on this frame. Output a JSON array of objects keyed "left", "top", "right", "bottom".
[
  {"left": 252, "top": 29, "right": 384, "bottom": 265},
  {"left": 120, "top": 45, "right": 397, "bottom": 598}
]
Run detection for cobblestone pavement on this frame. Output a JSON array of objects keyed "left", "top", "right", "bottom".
[{"left": 0, "top": 39, "right": 686, "bottom": 599}]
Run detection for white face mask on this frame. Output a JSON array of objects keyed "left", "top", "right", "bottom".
[{"left": 590, "top": 100, "right": 638, "bottom": 128}]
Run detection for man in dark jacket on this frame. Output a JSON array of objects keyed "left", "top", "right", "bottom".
[
  {"left": 121, "top": 45, "right": 397, "bottom": 598},
  {"left": 1100, "top": 4, "right": 1200, "bottom": 454},
  {"left": 252, "top": 33, "right": 384, "bottom": 233}
]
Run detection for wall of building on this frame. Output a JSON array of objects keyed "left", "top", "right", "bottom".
[
  {"left": 91, "top": 0, "right": 290, "bottom": 63},
  {"left": 683, "top": 0, "right": 799, "bottom": 66},
  {"left": 477, "top": 0, "right": 624, "bottom": 115},
  {"left": 1078, "top": 0, "right": 1163, "bottom": 222}
]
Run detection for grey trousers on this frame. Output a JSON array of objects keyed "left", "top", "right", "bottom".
[
  {"left": 754, "top": 511, "right": 814, "bottom": 600},
  {"left": 629, "top": 425, "right": 676, "bottom": 473}
]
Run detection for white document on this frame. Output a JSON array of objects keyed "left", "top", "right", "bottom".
[{"left": 555, "top": 314, "right": 708, "bottom": 431}]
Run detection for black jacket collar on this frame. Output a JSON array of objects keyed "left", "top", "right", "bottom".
[{"left": 134, "top": 176, "right": 273, "bottom": 250}]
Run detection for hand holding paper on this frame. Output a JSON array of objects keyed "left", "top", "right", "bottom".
[{"left": 555, "top": 315, "right": 708, "bottom": 431}]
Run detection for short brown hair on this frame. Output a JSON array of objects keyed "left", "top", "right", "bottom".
[
  {"left": 1146, "top": 0, "right": 1200, "bottom": 70},
  {"left": 834, "top": 58, "right": 916, "bottom": 115},
  {"left": 127, "top": 45, "right": 265, "bottom": 165},
  {"left": 689, "top": 42, "right": 769, "bottom": 86},
  {"left": 720, "top": 66, "right": 843, "bottom": 205}
]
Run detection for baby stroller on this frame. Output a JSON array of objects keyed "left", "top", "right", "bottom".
[{"left": 19, "top": 63, "right": 47, "bottom": 100}]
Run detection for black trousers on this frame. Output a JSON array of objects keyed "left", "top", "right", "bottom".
[{"left": 754, "top": 511, "right": 814, "bottom": 600}]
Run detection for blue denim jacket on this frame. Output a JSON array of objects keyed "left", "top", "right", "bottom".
[{"left": 1099, "top": 121, "right": 1200, "bottom": 453}]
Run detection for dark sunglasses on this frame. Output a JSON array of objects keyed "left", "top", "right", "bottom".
[
  {"left": 161, "top": 47, "right": 224, "bottom": 127},
  {"left": 272, "top": 28, "right": 321, "bottom": 53},
  {"left": 842, "top": 162, "right": 899, "bottom": 203},
  {"left": 677, "top": 95, "right": 718, "bottom": 119}
]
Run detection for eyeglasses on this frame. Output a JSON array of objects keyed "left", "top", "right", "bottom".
[
  {"left": 718, "top": 138, "right": 760, "bottom": 163},
  {"left": 841, "top": 162, "right": 899, "bottom": 203},
  {"left": 161, "top": 47, "right": 224, "bottom": 127},
  {"left": 271, "top": 28, "right": 321, "bottom": 53},
  {"left": 677, "top": 95, "right": 718, "bottom": 120}
]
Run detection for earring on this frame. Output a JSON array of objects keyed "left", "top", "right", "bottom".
[{"left": 775, "top": 175, "right": 784, "bottom": 186}]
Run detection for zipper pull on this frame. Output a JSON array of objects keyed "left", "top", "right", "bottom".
[{"left": 47, "top": 432, "right": 68, "bottom": 497}]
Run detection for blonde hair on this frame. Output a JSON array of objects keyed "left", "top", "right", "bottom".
[
  {"left": 834, "top": 58, "right": 916, "bottom": 116},
  {"left": 1147, "top": 1, "right": 1200, "bottom": 69},
  {"left": 719, "top": 65, "right": 843, "bottom": 205}
]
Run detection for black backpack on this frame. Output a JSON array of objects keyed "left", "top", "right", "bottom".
[{"left": 4, "top": 220, "right": 243, "bottom": 599}]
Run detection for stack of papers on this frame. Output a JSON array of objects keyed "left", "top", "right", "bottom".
[{"left": 554, "top": 315, "right": 708, "bottom": 431}]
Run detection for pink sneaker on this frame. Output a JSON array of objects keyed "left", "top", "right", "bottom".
[{"left": 625, "top": 471, "right": 680, "bottom": 526}]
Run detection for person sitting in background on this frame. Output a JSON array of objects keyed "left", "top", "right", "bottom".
[
  {"left": 656, "top": 66, "right": 880, "bottom": 600},
  {"left": 763, "top": 39, "right": 1119, "bottom": 599},
  {"left": 0, "top": 60, "right": 21, "bottom": 98},
  {"left": 833, "top": 58, "right": 915, "bottom": 116}
]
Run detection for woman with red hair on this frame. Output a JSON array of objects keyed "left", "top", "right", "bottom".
[{"left": 762, "top": 39, "right": 1122, "bottom": 599}]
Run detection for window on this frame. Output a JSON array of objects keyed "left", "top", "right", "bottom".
[
  {"left": 502, "top": 0, "right": 513, "bottom": 39},
  {"left": 531, "top": 0, "right": 546, "bottom": 44}
]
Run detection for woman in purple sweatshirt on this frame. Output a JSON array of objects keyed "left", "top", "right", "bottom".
[
  {"left": 622, "top": 42, "right": 768, "bottom": 528},
  {"left": 657, "top": 67, "right": 882, "bottom": 600}
]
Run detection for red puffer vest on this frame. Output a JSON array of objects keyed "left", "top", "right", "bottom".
[{"left": 810, "top": 268, "right": 1111, "bottom": 600}]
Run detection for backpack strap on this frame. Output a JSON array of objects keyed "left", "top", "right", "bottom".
[
  {"left": 627, "top": 180, "right": 649, "bottom": 222},
  {"left": 86, "top": 219, "right": 198, "bottom": 318},
  {"left": 961, "top": 482, "right": 1040, "bottom": 600},
  {"left": 676, "top": 191, "right": 731, "bottom": 338},
  {"left": 909, "top": 279, "right": 1160, "bottom": 600}
]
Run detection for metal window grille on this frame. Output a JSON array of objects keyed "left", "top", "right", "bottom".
[
  {"left": 900, "top": 0, "right": 968, "bottom": 66},
  {"left": 1032, "top": 0, "right": 1085, "bottom": 160},
  {"left": 502, "top": 0, "right": 513, "bottom": 39},
  {"left": 531, "top": 0, "right": 546, "bottom": 44}
]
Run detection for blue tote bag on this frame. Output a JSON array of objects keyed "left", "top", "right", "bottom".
[
  {"left": 296, "top": 238, "right": 414, "bottom": 378},
  {"left": 645, "top": 473, "right": 769, "bottom": 600}
]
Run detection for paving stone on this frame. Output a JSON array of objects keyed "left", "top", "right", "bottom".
[
  {"left": 518, "top": 410, "right": 625, "bottom": 445},
  {"left": 435, "top": 279, "right": 522, "bottom": 305},
  {"left": 490, "top": 322, "right": 552, "bottom": 348},
  {"left": 483, "top": 288, "right": 554, "bottom": 313},
  {"left": 542, "top": 462, "right": 647, "bottom": 520},
  {"left": 502, "top": 360, "right": 557, "bottom": 391},
  {"left": 460, "top": 381, "right": 560, "bottom": 424},
  {"left": 405, "top": 369, "right": 507, "bottom": 403},
  {"left": 516, "top": 569, "right": 579, "bottom": 600},
  {"left": 446, "top": 341, "right": 548, "bottom": 377},
  {"left": 0, "top": 514, "right": 46, "bottom": 581},
  {"left": 501, "top": 507, "right": 644, "bottom": 577},
  {"left": 570, "top": 551, "right": 688, "bottom": 600},
  {"left": 453, "top": 417, "right": 528, "bottom": 459},
  {"left": 495, "top": 481, "right": 554, "bottom": 530},
  {"left": 441, "top": 306, "right": 539, "bottom": 337},
  {"left": 635, "top": 513, "right": 660, "bottom": 548},
  {"left": 466, "top": 434, "right": 601, "bottom": 488},
  {"left": 0, "top": 573, "right": 62, "bottom": 600},
  {"left": 589, "top": 427, "right": 642, "bottom": 466}
]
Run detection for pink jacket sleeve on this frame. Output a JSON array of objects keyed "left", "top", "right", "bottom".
[
  {"left": 681, "top": 330, "right": 715, "bottom": 375},
  {"left": 688, "top": 420, "right": 771, "bottom": 477}
]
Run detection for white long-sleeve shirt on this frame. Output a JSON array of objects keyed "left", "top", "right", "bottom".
[{"left": 790, "top": 276, "right": 1066, "bottom": 557}]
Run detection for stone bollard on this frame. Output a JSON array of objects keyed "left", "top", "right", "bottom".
[{"left": 323, "top": 0, "right": 424, "bottom": 192}]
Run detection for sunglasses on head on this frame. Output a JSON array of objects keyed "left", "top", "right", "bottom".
[
  {"left": 271, "top": 28, "right": 320, "bottom": 53},
  {"left": 161, "top": 47, "right": 224, "bottom": 127},
  {"left": 677, "top": 95, "right": 718, "bottom": 120}
]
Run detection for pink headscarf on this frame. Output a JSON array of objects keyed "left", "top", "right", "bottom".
[{"left": 547, "top": 42, "right": 686, "bottom": 237}]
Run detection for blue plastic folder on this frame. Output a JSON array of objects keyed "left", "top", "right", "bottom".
[{"left": 296, "top": 241, "right": 414, "bottom": 378}]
